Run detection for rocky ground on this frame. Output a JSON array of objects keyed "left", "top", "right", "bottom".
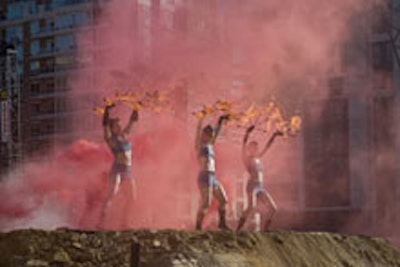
[{"left": 1, "top": 228, "right": 400, "bottom": 267}]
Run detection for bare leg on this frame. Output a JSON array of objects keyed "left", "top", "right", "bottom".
[
  {"left": 213, "top": 182, "right": 230, "bottom": 230},
  {"left": 98, "top": 174, "right": 121, "bottom": 229},
  {"left": 128, "top": 178, "right": 137, "bottom": 201},
  {"left": 122, "top": 178, "right": 136, "bottom": 229},
  {"left": 237, "top": 193, "right": 254, "bottom": 231},
  {"left": 259, "top": 190, "right": 277, "bottom": 231},
  {"left": 196, "top": 185, "right": 211, "bottom": 230}
]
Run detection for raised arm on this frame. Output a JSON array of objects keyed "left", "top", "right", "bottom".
[
  {"left": 102, "top": 104, "right": 114, "bottom": 143},
  {"left": 259, "top": 130, "right": 283, "bottom": 157},
  {"left": 242, "top": 125, "right": 255, "bottom": 163},
  {"left": 212, "top": 114, "right": 229, "bottom": 144},
  {"left": 122, "top": 109, "right": 139, "bottom": 136},
  {"left": 195, "top": 116, "right": 204, "bottom": 151}
]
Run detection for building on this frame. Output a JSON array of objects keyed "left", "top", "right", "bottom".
[
  {"left": 272, "top": 0, "right": 400, "bottom": 244},
  {"left": 0, "top": 43, "right": 21, "bottom": 176},
  {"left": 0, "top": 0, "right": 399, "bottom": 240},
  {"left": 0, "top": 0, "right": 109, "bottom": 164}
]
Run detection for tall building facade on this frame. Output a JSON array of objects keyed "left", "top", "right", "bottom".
[
  {"left": 287, "top": 0, "right": 400, "bottom": 244},
  {"left": 0, "top": 0, "right": 107, "bottom": 163},
  {"left": 0, "top": 43, "right": 21, "bottom": 175}
]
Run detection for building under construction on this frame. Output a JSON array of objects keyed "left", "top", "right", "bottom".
[
  {"left": 0, "top": 0, "right": 107, "bottom": 166},
  {"left": 0, "top": 42, "right": 21, "bottom": 176}
]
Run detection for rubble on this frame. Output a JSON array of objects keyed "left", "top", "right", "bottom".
[{"left": 0, "top": 228, "right": 400, "bottom": 267}]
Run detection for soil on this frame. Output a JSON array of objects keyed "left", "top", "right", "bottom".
[{"left": 1, "top": 228, "right": 400, "bottom": 267}]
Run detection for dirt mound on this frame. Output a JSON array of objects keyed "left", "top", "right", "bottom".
[{"left": 1, "top": 229, "right": 400, "bottom": 267}]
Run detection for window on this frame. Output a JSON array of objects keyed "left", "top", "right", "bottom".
[
  {"left": 55, "top": 13, "right": 74, "bottom": 29},
  {"left": 30, "top": 120, "right": 54, "bottom": 136},
  {"left": 30, "top": 41, "right": 40, "bottom": 56},
  {"left": 55, "top": 77, "right": 68, "bottom": 90},
  {"left": 30, "top": 123, "right": 41, "bottom": 137},
  {"left": 42, "top": 58, "right": 55, "bottom": 73},
  {"left": 41, "top": 38, "right": 55, "bottom": 53},
  {"left": 30, "top": 83, "right": 40, "bottom": 96},
  {"left": 304, "top": 98, "right": 350, "bottom": 208},
  {"left": 16, "top": 43, "right": 23, "bottom": 62},
  {"left": 5, "top": 26, "right": 23, "bottom": 45},
  {"left": 51, "top": 0, "right": 89, "bottom": 9},
  {"left": 30, "top": 61, "right": 40, "bottom": 72},
  {"left": 43, "top": 120, "right": 55, "bottom": 136},
  {"left": 6, "top": 1, "right": 36, "bottom": 19},
  {"left": 73, "top": 11, "right": 90, "bottom": 26},
  {"left": 28, "top": 140, "right": 51, "bottom": 155},
  {"left": 46, "top": 81, "right": 55, "bottom": 92},
  {"left": 56, "top": 98, "right": 69, "bottom": 113},
  {"left": 55, "top": 34, "right": 75, "bottom": 52},
  {"left": 371, "top": 41, "right": 394, "bottom": 90},
  {"left": 55, "top": 55, "right": 75, "bottom": 70},
  {"left": 51, "top": 0, "right": 68, "bottom": 9},
  {"left": 7, "top": 2, "right": 23, "bottom": 20},
  {"left": 31, "top": 99, "right": 55, "bottom": 115},
  {"left": 371, "top": 3, "right": 391, "bottom": 34},
  {"left": 30, "top": 21, "right": 40, "bottom": 35},
  {"left": 38, "top": 18, "right": 54, "bottom": 33},
  {"left": 372, "top": 41, "right": 393, "bottom": 72}
]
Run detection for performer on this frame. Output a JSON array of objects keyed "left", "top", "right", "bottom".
[
  {"left": 236, "top": 125, "right": 282, "bottom": 231},
  {"left": 195, "top": 113, "right": 230, "bottom": 230},
  {"left": 98, "top": 103, "right": 138, "bottom": 227}
]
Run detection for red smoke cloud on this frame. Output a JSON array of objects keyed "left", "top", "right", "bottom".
[{"left": 0, "top": 0, "right": 384, "bottom": 231}]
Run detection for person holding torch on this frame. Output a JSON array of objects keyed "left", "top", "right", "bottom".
[
  {"left": 236, "top": 125, "right": 282, "bottom": 231},
  {"left": 98, "top": 103, "right": 138, "bottom": 228},
  {"left": 194, "top": 109, "right": 230, "bottom": 231}
]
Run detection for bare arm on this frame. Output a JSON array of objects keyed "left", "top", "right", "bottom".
[
  {"left": 259, "top": 130, "right": 283, "bottom": 157},
  {"left": 195, "top": 116, "right": 204, "bottom": 151},
  {"left": 242, "top": 125, "right": 255, "bottom": 163},
  {"left": 102, "top": 105, "right": 113, "bottom": 144},
  {"left": 212, "top": 114, "right": 229, "bottom": 144},
  {"left": 122, "top": 109, "right": 139, "bottom": 136}
]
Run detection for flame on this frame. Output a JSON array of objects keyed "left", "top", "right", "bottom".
[
  {"left": 288, "top": 115, "right": 302, "bottom": 135},
  {"left": 192, "top": 111, "right": 206, "bottom": 120},
  {"left": 95, "top": 89, "right": 170, "bottom": 115},
  {"left": 202, "top": 104, "right": 214, "bottom": 115},
  {"left": 103, "top": 97, "right": 114, "bottom": 106},
  {"left": 190, "top": 99, "right": 302, "bottom": 138},
  {"left": 93, "top": 107, "right": 105, "bottom": 115},
  {"left": 215, "top": 100, "right": 232, "bottom": 113}
]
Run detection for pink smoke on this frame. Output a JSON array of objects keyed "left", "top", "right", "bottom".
[{"left": 0, "top": 0, "right": 385, "bottom": 231}]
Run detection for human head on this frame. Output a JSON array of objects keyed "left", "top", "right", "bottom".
[
  {"left": 247, "top": 141, "right": 258, "bottom": 156},
  {"left": 109, "top": 118, "right": 122, "bottom": 135},
  {"left": 202, "top": 125, "right": 214, "bottom": 143}
]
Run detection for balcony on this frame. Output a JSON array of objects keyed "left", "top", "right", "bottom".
[
  {"left": 0, "top": 2, "right": 92, "bottom": 27},
  {"left": 30, "top": 89, "right": 70, "bottom": 100},
  {"left": 31, "top": 24, "right": 93, "bottom": 39},
  {"left": 30, "top": 47, "right": 76, "bottom": 59},
  {"left": 30, "top": 110, "right": 56, "bottom": 120},
  {"left": 30, "top": 64, "right": 81, "bottom": 79}
]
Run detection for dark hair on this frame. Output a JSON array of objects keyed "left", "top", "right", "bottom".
[
  {"left": 203, "top": 125, "right": 213, "bottom": 134},
  {"left": 109, "top": 118, "right": 120, "bottom": 127}
]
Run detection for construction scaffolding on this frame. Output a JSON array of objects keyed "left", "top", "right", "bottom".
[{"left": 0, "top": 44, "right": 22, "bottom": 177}]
